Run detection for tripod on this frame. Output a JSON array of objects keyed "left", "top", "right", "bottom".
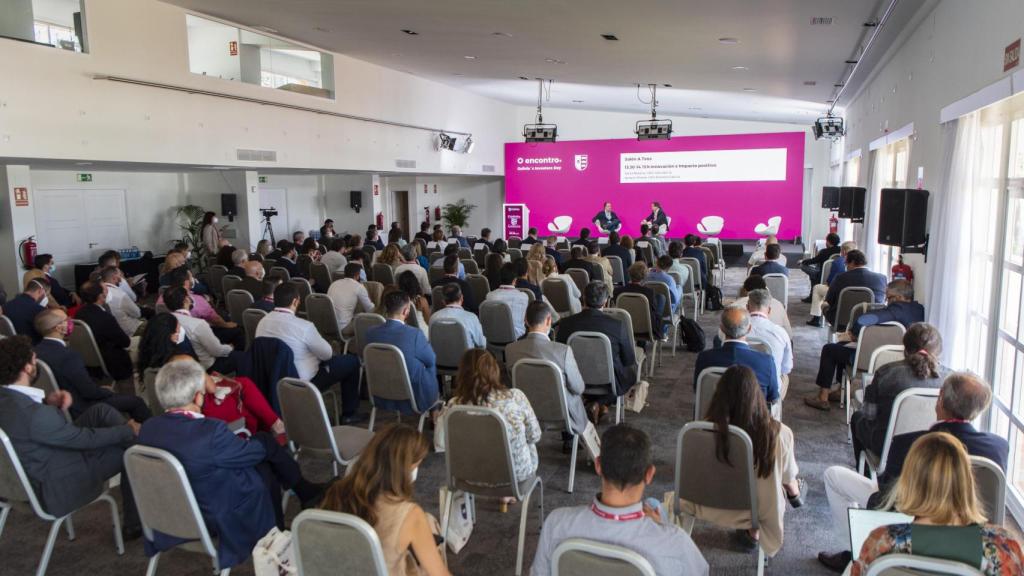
[{"left": 261, "top": 216, "right": 276, "bottom": 244}]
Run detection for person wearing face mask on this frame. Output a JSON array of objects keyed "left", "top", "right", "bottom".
[
  {"left": 33, "top": 253, "right": 80, "bottom": 307},
  {"left": 4, "top": 279, "right": 49, "bottom": 343},
  {"left": 138, "top": 357, "right": 327, "bottom": 569},
  {"left": 75, "top": 281, "right": 135, "bottom": 381},
  {"left": 99, "top": 266, "right": 145, "bottom": 337},
  {"left": 164, "top": 287, "right": 242, "bottom": 375},
  {"left": 320, "top": 424, "right": 449, "bottom": 576},
  {"left": 0, "top": 335, "right": 144, "bottom": 541},
  {"left": 239, "top": 261, "right": 267, "bottom": 301},
  {"left": 201, "top": 211, "right": 222, "bottom": 259},
  {"left": 34, "top": 308, "right": 151, "bottom": 422}
]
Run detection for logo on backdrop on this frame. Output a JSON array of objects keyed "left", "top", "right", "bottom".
[{"left": 574, "top": 154, "right": 589, "bottom": 171}]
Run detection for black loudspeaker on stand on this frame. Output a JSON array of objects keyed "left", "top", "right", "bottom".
[
  {"left": 350, "top": 190, "right": 362, "bottom": 213},
  {"left": 838, "top": 187, "right": 866, "bottom": 222},
  {"left": 878, "top": 188, "right": 930, "bottom": 260},
  {"left": 221, "top": 193, "right": 237, "bottom": 222}
]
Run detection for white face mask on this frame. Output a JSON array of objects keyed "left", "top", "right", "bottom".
[
  {"left": 49, "top": 263, "right": 56, "bottom": 273},
  {"left": 410, "top": 467, "right": 419, "bottom": 483},
  {"left": 174, "top": 327, "right": 186, "bottom": 344},
  {"left": 185, "top": 252, "right": 192, "bottom": 261},
  {"left": 212, "top": 217, "right": 219, "bottom": 224},
  {"left": 39, "top": 296, "right": 49, "bottom": 308}
]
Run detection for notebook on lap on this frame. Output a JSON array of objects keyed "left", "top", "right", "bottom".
[{"left": 849, "top": 508, "right": 913, "bottom": 556}]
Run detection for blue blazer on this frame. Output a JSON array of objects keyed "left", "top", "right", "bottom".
[
  {"left": 365, "top": 320, "right": 438, "bottom": 414},
  {"left": 138, "top": 413, "right": 275, "bottom": 569},
  {"left": 823, "top": 267, "right": 888, "bottom": 324},
  {"left": 694, "top": 341, "right": 779, "bottom": 403},
  {"left": 826, "top": 256, "right": 846, "bottom": 284},
  {"left": 852, "top": 300, "right": 925, "bottom": 336},
  {"left": 35, "top": 338, "right": 111, "bottom": 419},
  {"left": 878, "top": 421, "right": 1009, "bottom": 493},
  {"left": 681, "top": 247, "right": 708, "bottom": 284},
  {"left": 751, "top": 261, "right": 789, "bottom": 277},
  {"left": 5, "top": 293, "right": 44, "bottom": 342}
]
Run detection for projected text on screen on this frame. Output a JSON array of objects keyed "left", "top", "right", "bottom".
[{"left": 620, "top": 148, "right": 788, "bottom": 183}]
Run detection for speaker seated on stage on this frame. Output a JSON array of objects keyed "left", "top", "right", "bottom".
[{"left": 592, "top": 202, "right": 622, "bottom": 234}]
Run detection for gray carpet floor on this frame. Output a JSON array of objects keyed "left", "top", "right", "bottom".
[{"left": 1, "top": 266, "right": 859, "bottom": 575}]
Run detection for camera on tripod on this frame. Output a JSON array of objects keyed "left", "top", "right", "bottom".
[{"left": 260, "top": 207, "right": 278, "bottom": 219}]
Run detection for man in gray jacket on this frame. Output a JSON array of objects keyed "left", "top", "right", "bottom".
[
  {"left": 505, "top": 301, "right": 588, "bottom": 453},
  {"left": 0, "top": 336, "right": 141, "bottom": 538}
]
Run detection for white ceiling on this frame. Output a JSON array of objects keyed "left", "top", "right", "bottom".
[{"left": 162, "top": 0, "right": 926, "bottom": 124}]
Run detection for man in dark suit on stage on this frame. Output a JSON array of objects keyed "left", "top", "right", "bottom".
[
  {"left": 592, "top": 202, "right": 622, "bottom": 234},
  {"left": 694, "top": 307, "right": 779, "bottom": 404},
  {"left": 641, "top": 201, "right": 669, "bottom": 234}
]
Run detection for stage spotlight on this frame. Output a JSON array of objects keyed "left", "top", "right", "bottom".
[
  {"left": 461, "top": 135, "right": 475, "bottom": 154},
  {"left": 438, "top": 132, "right": 458, "bottom": 151},
  {"left": 524, "top": 79, "right": 557, "bottom": 142},
  {"left": 813, "top": 115, "right": 845, "bottom": 140},
  {"left": 635, "top": 118, "right": 673, "bottom": 140}
]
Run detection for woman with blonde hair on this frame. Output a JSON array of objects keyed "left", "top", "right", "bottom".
[
  {"left": 525, "top": 243, "right": 547, "bottom": 286},
  {"left": 377, "top": 243, "right": 403, "bottom": 269},
  {"left": 852, "top": 432, "right": 1024, "bottom": 575}
]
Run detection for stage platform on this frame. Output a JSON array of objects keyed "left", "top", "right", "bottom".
[{"left": 719, "top": 240, "right": 807, "bottom": 268}]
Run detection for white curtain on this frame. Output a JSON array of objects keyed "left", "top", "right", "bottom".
[
  {"left": 863, "top": 147, "right": 889, "bottom": 271},
  {"left": 925, "top": 113, "right": 981, "bottom": 367}
]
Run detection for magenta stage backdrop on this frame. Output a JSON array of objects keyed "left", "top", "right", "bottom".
[{"left": 504, "top": 131, "right": 804, "bottom": 240}]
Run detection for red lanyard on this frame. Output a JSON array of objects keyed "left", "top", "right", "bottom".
[{"left": 590, "top": 502, "right": 645, "bottom": 522}]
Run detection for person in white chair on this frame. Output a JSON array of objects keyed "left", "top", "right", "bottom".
[{"left": 592, "top": 201, "right": 622, "bottom": 234}]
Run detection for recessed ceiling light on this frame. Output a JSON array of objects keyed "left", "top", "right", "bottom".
[
  {"left": 75, "top": 161, "right": 93, "bottom": 166},
  {"left": 845, "top": 59, "right": 858, "bottom": 64},
  {"left": 810, "top": 17, "right": 833, "bottom": 26},
  {"left": 663, "top": 83, "right": 672, "bottom": 88},
  {"left": 601, "top": 34, "right": 619, "bottom": 41},
  {"left": 743, "top": 87, "right": 757, "bottom": 92},
  {"left": 463, "top": 55, "right": 476, "bottom": 59},
  {"left": 731, "top": 66, "right": 749, "bottom": 71},
  {"left": 572, "top": 99, "right": 585, "bottom": 103},
  {"left": 518, "top": 76, "right": 529, "bottom": 80},
  {"left": 313, "top": 26, "right": 330, "bottom": 33},
  {"left": 688, "top": 107, "right": 702, "bottom": 111},
  {"left": 453, "top": 73, "right": 465, "bottom": 76},
  {"left": 718, "top": 37, "right": 740, "bottom": 44},
  {"left": 492, "top": 32, "right": 512, "bottom": 37},
  {"left": 544, "top": 58, "right": 566, "bottom": 64},
  {"left": 401, "top": 29, "right": 418, "bottom": 35}
]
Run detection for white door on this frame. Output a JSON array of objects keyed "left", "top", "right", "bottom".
[
  {"left": 258, "top": 187, "right": 289, "bottom": 244},
  {"left": 34, "top": 188, "right": 129, "bottom": 267}
]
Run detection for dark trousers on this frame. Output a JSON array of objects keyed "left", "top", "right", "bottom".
[
  {"left": 74, "top": 404, "right": 139, "bottom": 529},
  {"left": 801, "top": 263, "right": 823, "bottom": 289},
  {"left": 212, "top": 325, "right": 246, "bottom": 349},
  {"left": 100, "top": 394, "right": 153, "bottom": 422},
  {"left": 311, "top": 354, "right": 361, "bottom": 417},
  {"left": 815, "top": 342, "right": 856, "bottom": 389},
  {"left": 249, "top": 432, "right": 317, "bottom": 528},
  {"left": 209, "top": 350, "right": 246, "bottom": 375},
  {"left": 850, "top": 411, "right": 868, "bottom": 466}
]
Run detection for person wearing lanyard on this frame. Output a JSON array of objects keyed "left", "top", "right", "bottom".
[{"left": 530, "top": 424, "right": 709, "bottom": 576}]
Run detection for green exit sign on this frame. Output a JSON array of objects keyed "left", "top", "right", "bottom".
[
  {"left": 258, "top": 176, "right": 268, "bottom": 183},
  {"left": 77, "top": 173, "right": 92, "bottom": 182}
]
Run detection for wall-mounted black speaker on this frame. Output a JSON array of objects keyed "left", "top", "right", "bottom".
[
  {"left": 839, "top": 186, "right": 866, "bottom": 222},
  {"left": 350, "top": 190, "right": 362, "bottom": 213},
  {"left": 878, "top": 188, "right": 930, "bottom": 247},
  {"left": 221, "top": 193, "right": 237, "bottom": 217},
  {"left": 822, "top": 186, "right": 840, "bottom": 210}
]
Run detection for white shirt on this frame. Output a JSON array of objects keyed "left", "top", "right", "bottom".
[
  {"left": 118, "top": 277, "right": 138, "bottom": 302},
  {"left": 173, "top": 310, "right": 232, "bottom": 369},
  {"left": 430, "top": 305, "right": 486, "bottom": 348},
  {"left": 749, "top": 313, "right": 793, "bottom": 377},
  {"left": 104, "top": 282, "right": 142, "bottom": 337},
  {"left": 485, "top": 286, "right": 530, "bottom": 339},
  {"left": 326, "top": 278, "right": 374, "bottom": 331},
  {"left": 6, "top": 384, "right": 44, "bottom": 403},
  {"left": 255, "top": 308, "right": 333, "bottom": 380},
  {"left": 395, "top": 262, "right": 431, "bottom": 294},
  {"left": 320, "top": 251, "right": 347, "bottom": 274},
  {"left": 731, "top": 296, "right": 793, "bottom": 337}
]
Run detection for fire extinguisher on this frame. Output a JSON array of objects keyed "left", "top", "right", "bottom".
[
  {"left": 828, "top": 213, "right": 839, "bottom": 235},
  {"left": 424, "top": 206, "right": 431, "bottom": 226},
  {"left": 376, "top": 212, "right": 384, "bottom": 230},
  {"left": 434, "top": 206, "right": 441, "bottom": 221},
  {"left": 19, "top": 236, "right": 37, "bottom": 270}
]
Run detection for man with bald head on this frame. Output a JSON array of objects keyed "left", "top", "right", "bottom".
[
  {"left": 693, "top": 306, "right": 779, "bottom": 404},
  {"left": 240, "top": 260, "right": 266, "bottom": 301}
]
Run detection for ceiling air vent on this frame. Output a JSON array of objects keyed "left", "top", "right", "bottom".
[
  {"left": 810, "top": 17, "right": 833, "bottom": 26},
  {"left": 236, "top": 149, "right": 277, "bottom": 162},
  {"left": 395, "top": 159, "right": 416, "bottom": 169},
  {"left": 482, "top": 164, "right": 496, "bottom": 173}
]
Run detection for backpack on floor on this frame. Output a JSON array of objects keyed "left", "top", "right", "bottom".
[
  {"left": 704, "top": 285, "right": 724, "bottom": 311},
  {"left": 680, "top": 318, "right": 707, "bottom": 352}
]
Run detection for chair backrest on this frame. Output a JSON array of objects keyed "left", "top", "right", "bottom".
[
  {"left": 276, "top": 377, "right": 339, "bottom": 457},
  {"left": 706, "top": 239, "right": 723, "bottom": 264},
  {"left": 143, "top": 367, "right": 162, "bottom": 413},
  {"left": 680, "top": 257, "right": 702, "bottom": 290},
  {"left": 363, "top": 343, "right": 419, "bottom": 411},
  {"left": 290, "top": 278, "right": 313, "bottom": 312},
  {"left": 292, "top": 510, "right": 388, "bottom": 576},
  {"left": 33, "top": 358, "right": 61, "bottom": 397},
  {"left": 306, "top": 293, "right": 342, "bottom": 341},
  {"left": 466, "top": 274, "right": 490, "bottom": 306},
  {"left": 429, "top": 319, "right": 471, "bottom": 370},
  {"left": 430, "top": 285, "right": 446, "bottom": 312},
  {"left": 310, "top": 262, "right": 333, "bottom": 291},
  {"left": 479, "top": 300, "right": 517, "bottom": 345},
  {"left": 444, "top": 405, "right": 521, "bottom": 498},
  {"left": 427, "top": 266, "right": 446, "bottom": 285},
  {"left": 0, "top": 315, "right": 15, "bottom": 337},
  {"left": 567, "top": 331, "right": 615, "bottom": 387},
  {"left": 542, "top": 278, "right": 574, "bottom": 316},
  {"left": 296, "top": 254, "right": 313, "bottom": 279},
  {"left": 746, "top": 337, "right": 771, "bottom": 355},
  {"left": 820, "top": 259, "right": 834, "bottom": 285},
  {"left": 370, "top": 263, "right": 395, "bottom": 286},
  {"left": 694, "top": 367, "right": 727, "bottom": 421},
  {"left": 635, "top": 242, "right": 654, "bottom": 265},
  {"left": 511, "top": 359, "right": 571, "bottom": 431},
  {"left": 558, "top": 248, "right": 572, "bottom": 262},
  {"left": 221, "top": 274, "right": 242, "bottom": 296},
  {"left": 834, "top": 287, "right": 875, "bottom": 332},
  {"left": 853, "top": 323, "right": 907, "bottom": 373},
  {"left": 970, "top": 456, "right": 1006, "bottom": 525},
  {"left": 242, "top": 301, "right": 270, "bottom": 337},
  {"left": 68, "top": 319, "right": 111, "bottom": 378},
  {"left": 646, "top": 281, "right": 672, "bottom": 318},
  {"left": 363, "top": 281, "right": 384, "bottom": 310},
  {"left": 868, "top": 345, "right": 905, "bottom": 374},
  {"left": 509, "top": 248, "right": 523, "bottom": 262},
  {"left": 614, "top": 293, "right": 656, "bottom": 341},
  {"left": 674, "top": 422, "right": 758, "bottom": 529},
  {"left": 207, "top": 265, "right": 228, "bottom": 299},
  {"left": 848, "top": 302, "right": 885, "bottom": 333},
  {"left": 0, "top": 427, "right": 49, "bottom": 518},
  {"left": 225, "top": 289, "right": 254, "bottom": 325},
  {"left": 606, "top": 256, "right": 625, "bottom": 285},
  {"left": 458, "top": 248, "right": 472, "bottom": 260},
  {"left": 602, "top": 308, "right": 639, "bottom": 355},
  {"left": 517, "top": 287, "right": 537, "bottom": 303},
  {"left": 270, "top": 266, "right": 291, "bottom": 282},
  {"left": 863, "top": 553, "right": 984, "bottom": 576},
  {"left": 461, "top": 259, "right": 480, "bottom": 275},
  {"left": 566, "top": 268, "right": 590, "bottom": 293},
  {"left": 761, "top": 273, "right": 788, "bottom": 308},
  {"left": 552, "top": 538, "right": 656, "bottom": 576},
  {"left": 350, "top": 313, "right": 386, "bottom": 357},
  {"left": 123, "top": 445, "right": 220, "bottom": 562},
  {"left": 879, "top": 388, "right": 941, "bottom": 473}
]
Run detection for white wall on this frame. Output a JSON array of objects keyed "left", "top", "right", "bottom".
[
  {"left": 323, "top": 173, "right": 374, "bottom": 235},
  {"left": 256, "top": 174, "right": 320, "bottom": 237},
  {"left": 839, "top": 0, "right": 1024, "bottom": 305},
  {"left": 186, "top": 17, "right": 241, "bottom": 81}
]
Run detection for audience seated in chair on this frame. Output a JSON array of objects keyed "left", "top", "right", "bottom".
[
  {"left": 541, "top": 255, "right": 582, "bottom": 315},
  {"left": 321, "top": 237, "right": 349, "bottom": 275},
  {"left": 681, "top": 234, "right": 709, "bottom": 288},
  {"left": 164, "top": 287, "right": 242, "bottom": 375},
  {"left": 805, "top": 240, "right": 856, "bottom": 314},
  {"left": 514, "top": 258, "right": 543, "bottom": 301},
  {"left": 506, "top": 301, "right": 588, "bottom": 451},
  {"left": 0, "top": 336, "right": 142, "bottom": 540},
  {"left": 76, "top": 281, "right": 135, "bottom": 380},
  {"left": 255, "top": 282, "right": 362, "bottom": 424},
  {"left": 35, "top": 308, "right": 151, "bottom": 422},
  {"left": 99, "top": 266, "right": 145, "bottom": 337},
  {"left": 665, "top": 241, "right": 692, "bottom": 287},
  {"left": 543, "top": 235, "right": 564, "bottom": 267},
  {"left": 275, "top": 241, "right": 300, "bottom": 278},
  {"left": 531, "top": 424, "right": 709, "bottom": 576},
  {"left": 746, "top": 235, "right": 787, "bottom": 270},
  {"left": 430, "top": 284, "right": 485, "bottom": 349},
  {"left": 159, "top": 265, "right": 244, "bottom": 348},
  {"left": 397, "top": 244, "right": 432, "bottom": 294},
  {"left": 228, "top": 248, "right": 248, "bottom": 279},
  {"left": 396, "top": 270, "right": 431, "bottom": 337},
  {"left": 808, "top": 250, "right": 886, "bottom": 328},
  {"left": 729, "top": 275, "right": 792, "bottom": 338},
  {"left": 818, "top": 372, "right": 1010, "bottom": 572},
  {"left": 679, "top": 365, "right": 802, "bottom": 558},
  {"left": 98, "top": 249, "right": 145, "bottom": 302},
  {"left": 431, "top": 253, "right": 478, "bottom": 313},
  {"left": 563, "top": 246, "right": 601, "bottom": 284},
  {"left": 743, "top": 289, "right": 793, "bottom": 401},
  {"left": 601, "top": 231, "right": 634, "bottom": 269},
  {"left": 430, "top": 243, "right": 466, "bottom": 279},
  {"left": 572, "top": 227, "right": 593, "bottom": 247},
  {"left": 33, "top": 253, "right": 79, "bottom": 308},
  {"left": 240, "top": 260, "right": 266, "bottom": 301},
  {"left": 848, "top": 431, "right": 1023, "bottom": 576},
  {"left": 249, "top": 277, "right": 282, "bottom": 313},
  {"left": 485, "top": 264, "right": 531, "bottom": 340},
  {"left": 613, "top": 261, "right": 666, "bottom": 338},
  {"left": 365, "top": 290, "right": 439, "bottom": 416},
  {"left": 139, "top": 358, "right": 323, "bottom": 569},
  {"left": 521, "top": 227, "right": 540, "bottom": 245},
  {"left": 799, "top": 233, "right": 842, "bottom": 300},
  {"left": 328, "top": 262, "right": 376, "bottom": 338},
  {"left": 647, "top": 255, "right": 681, "bottom": 315},
  {"left": 5, "top": 278, "right": 48, "bottom": 343},
  {"left": 750, "top": 243, "right": 789, "bottom": 277},
  {"left": 319, "top": 424, "right": 450, "bottom": 576},
  {"left": 694, "top": 307, "right": 779, "bottom": 404}
]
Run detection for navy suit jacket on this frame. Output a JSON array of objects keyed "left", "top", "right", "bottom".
[
  {"left": 601, "top": 243, "right": 633, "bottom": 270},
  {"left": 694, "top": 341, "right": 779, "bottom": 403},
  {"left": 139, "top": 413, "right": 275, "bottom": 568},
  {"left": 555, "top": 309, "right": 637, "bottom": 396},
  {"left": 6, "top": 293, "right": 44, "bottom": 342},
  {"left": 365, "top": 320, "right": 438, "bottom": 414},
  {"left": 751, "top": 260, "right": 789, "bottom": 277},
  {"left": 45, "top": 274, "right": 74, "bottom": 307},
  {"left": 76, "top": 303, "right": 133, "bottom": 380},
  {"left": 877, "top": 421, "right": 1009, "bottom": 494},
  {"left": 544, "top": 246, "right": 564, "bottom": 267},
  {"left": 681, "top": 247, "right": 709, "bottom": 285},
  {"left": 852, "top": 300, "right": 925, "bottom": 337},
  {"left": 249, "top": 299, "right": 276, "bottom": 313},
  {"left": 275, "top": 258, "right": 299, "bottom": 278},
  {"left": 823, "top": 267, "right": 888, "bottom": 325},
  {"left": 432, "top": 275, "right": 478, "bottom": 313},
  {"left": 35, "top": 338, "right": 112, "bottom": 419}
]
